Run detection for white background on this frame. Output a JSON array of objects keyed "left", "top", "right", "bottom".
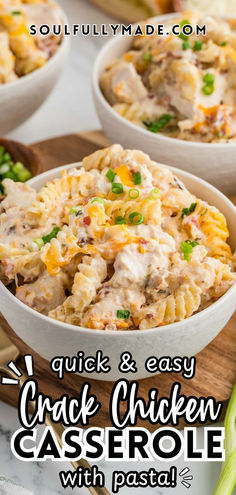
[{"left": 0, "top": 1, "right": 234, "bottom": 494}]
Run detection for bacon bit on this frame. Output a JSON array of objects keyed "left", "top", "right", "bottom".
[
  {"left": 83, "top": 216, "right": 91, "bottom": 226},
  {"left": 140, "top": 238, "right": 149, "bottom": 245},
  {"left": 146, "top": 313, "right": 154, "bottom": 319}
]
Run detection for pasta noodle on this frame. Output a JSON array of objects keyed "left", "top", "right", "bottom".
[{"left": 0, "top": 145, "right": 235, "bottom": 330}]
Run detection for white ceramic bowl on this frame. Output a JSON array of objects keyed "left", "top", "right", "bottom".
[
  {"left": 0, "top": 12, "right": 69, "bottom": 135},
  {"left": 92, "top": 13, "right": 236, "bottom": 196},
  {"left": 0, "top": 162, "right": 235, "bottom": 381}
]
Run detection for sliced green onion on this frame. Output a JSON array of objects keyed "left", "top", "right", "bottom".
[
  {"left": 202, "top": 84, "right": 214, "bottom": 95},
  {"left": 33, "top": 238, "right": 44, "bottom": 250},
  {"left": 2, "top": 170, "right": 17, "bottom": 180},
  {"left": 221, "top": 41, "right": 227, "bottom": 46},
  {"left": 129, "top": 211, "right": 144, "bottom": 225},
  {"left": 106, "top": 168, "right": 116, "bottom": 182},
  {"left": 70, "top": 206, "right": 82, "bottom": 215},
  {"left": 128, "top": 188, "right": 139, "bottom": 199},
  {"left": 91, "top": 197, "right": 105, "bottom": 205},
  {"left": 203, "top": 73, "right": 215, "bottom": 84},
  {"left": 42, "top": 227, "right": 60, "bottom": 244},
  {"left": 149, "top": 188, "right": 160, "bottom": 200},
  {"left": 134, "top": 172, "right": 141, "bottom": 185},
  {"left": 2, "top": 152, "right": 11, "bottom": 163},
  {"left": 12, "top": 162, "right": 24, "bottom": 174},
  {"left": 181, "top": 202, "right": 197, "bottom": 218},
  {"left": 143, "top": 114, "right": 172, "bottom": 133},
  {"left": 143, "top": 52, "right": 152, "bottom": 62},
  {"left": 180, "top": 18, "right": 191, "bottom": 28},
  {"left": 193, "top": 40, "right": 203, "bottom": 51},
  {"left": 0, "top": 164, "right": 10, "bottom": 175},
  {"left": 115, "top": 216, "right": 126, "bottom": 225},
  {"left": 181, "top": 240, "right": 199, "bottom": 262},
  {"left": 112, "top": 182, "right": 123, "bottom": 194},
  {"left": 213, "top": 384, "right": 236, "bottom": 495},
  {"left": 12, "top": 10, "right": 22, "bottom": 15},
  {"left": 117, "top": 309, "right": 130, "bottom": 319},
  {"left": 16, "top": 168, "right": 32, "bottom": 182},
  {"left": 182, "top": 40, "right": 190, "bottom": 50}
]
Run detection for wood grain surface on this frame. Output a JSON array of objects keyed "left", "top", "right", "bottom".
[{"left": 0, "top": 131, "right": 235, "bottom": 430}]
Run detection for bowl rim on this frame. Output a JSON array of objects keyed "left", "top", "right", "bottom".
[
  {"left": 92, "top": 12, "right": 236, "bottom": 149},
  {"left": 0, "top": 8, "right": 69, "bottom": 94},
  {"left": 0, "top": 160, "right": 235, "bottom": 337}
]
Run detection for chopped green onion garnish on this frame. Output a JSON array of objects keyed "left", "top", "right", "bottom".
[
  {"left": 193, "top": 40, "right": 203, "bottom": 51},
  {"left": 129, "top": 211, "right": 144, "bottom": 225},
  {"left": 133, "top": 172, "right": 141, "bottom": 185},
  {"left": 42, "top": 227, "right": 60, "bottom": 245},
  {"left": 181, "top": 202, "right": 197, "bottom": 218},
  {"left": 91, "top": 197, "right": 105, "bottom": 205},
  {"left": 2, "top": 170, "right": 17, "bottom": 180},
  {"left": 221, "top": 41, "right": 227, "bottom": 46},
  {"left": 12, "top": 11, "right": 22, "bottom": 15},
  {"left": 203, "top": 73, "right": 215, "bottom": 84},
  {"left": 117, "top": 309, "right": 130, "bottom": 319},
  {"left": 0, "top": 146, "right": 32, "bottom": 194},
  {"left": 128, "top": 188, "right": 139, "bottom": 199},
  {"left": 213, "top": 383, "right": 236, "bottom": 495},
  {"left": 143, "top": 113, "right": 172, "bottom": 133},
  {"left": 181, "top": 240, "right": 199, "bottom": 262},
  {"left": 202, "top": 84, "right": 214, "bottom": 95},
  {"left": 149, "top": 188, "right": 160, "bottom": 200},
  {"left": 180, "top": 18, "right": 191, "bottom": 28},
  {"left": 112, "top": 182, "right": 123, "bottom": 194},
  {"left": 178, "top": 19, "right": 191, "bottom": 40},
  {"left": 106, "top": 168, "right": 116, "bottom": 182},
  {"left": 143, "top": 52, "right": 153, "bottom": 62},
  {"left": 16, "top": 168, "right": 32, "bottom": 182},
  {"left": 183, "top": 40, "right": 190, "bottom": 50},
  {"left": 115, "top": 216, "right": 126, "bottom": 225}
]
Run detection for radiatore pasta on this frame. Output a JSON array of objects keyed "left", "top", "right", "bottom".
[{"left": 0, "top": 145, "right": 235, "bottom": 330}]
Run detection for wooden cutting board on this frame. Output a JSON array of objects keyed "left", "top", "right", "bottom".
[{"left": 0, "top": 131, "right": 235, "bottom": 431}]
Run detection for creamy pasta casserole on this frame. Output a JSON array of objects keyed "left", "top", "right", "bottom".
[
  {"left": 0, "top": 0, "right": 62, "bottom": 84},
  {"left": 0, "top": 145, "right": 235, "bottom": 330},
  {"left": 101, "top": 12, "right": 236, "bottom": 143}
]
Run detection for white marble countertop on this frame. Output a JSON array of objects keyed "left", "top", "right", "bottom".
[{"left": 0, "top": 1, "right": 233, "bottom": 494}]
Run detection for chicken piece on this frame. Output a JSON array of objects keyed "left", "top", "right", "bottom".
[
  {"left": 16, "top": 271, "right": 68, "bottom": 314},
  {"left": 101, "top": 61, "right": 147, "bottom": 106}
]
